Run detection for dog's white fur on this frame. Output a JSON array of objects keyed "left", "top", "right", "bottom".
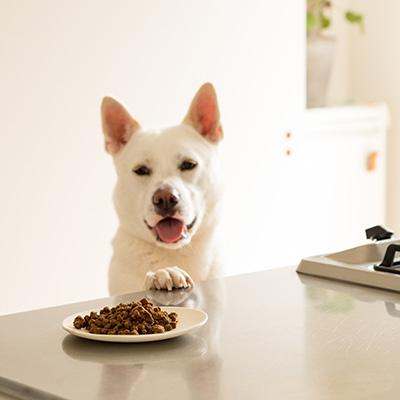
[{"left": 101, "top": 83, "right": 224, "bottom": 295}]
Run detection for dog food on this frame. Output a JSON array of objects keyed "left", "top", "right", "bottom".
[{"left": 73, "top": 298, "right": 178, "bottom": 335}]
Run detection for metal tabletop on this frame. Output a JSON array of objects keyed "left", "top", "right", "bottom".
[{"left": 1, "top": 266, "right": 400, "bottom": 399}]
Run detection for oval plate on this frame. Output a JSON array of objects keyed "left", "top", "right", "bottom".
[{"left": 62, "top": 306, "right": 208, "bottom": 343}]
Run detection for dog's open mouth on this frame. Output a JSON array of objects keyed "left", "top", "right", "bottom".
[{"left": 146, "top": 217, "right": 196, "bottom": 243}]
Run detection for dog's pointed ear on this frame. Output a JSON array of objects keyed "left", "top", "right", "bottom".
[
  {"left": 101, "top": 97, "right": 140, "bottom": 155},
  {"left": 183, "top": 83, "right": 223, "bottom": 143}
]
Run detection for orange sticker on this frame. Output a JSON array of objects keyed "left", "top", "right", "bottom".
[{"left": 367, "top": 152, "right": 378, "bottom": 171}]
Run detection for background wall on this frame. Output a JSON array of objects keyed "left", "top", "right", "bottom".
[
  {"left": 347, "top": 0, "right": 400, "bottom": 238},
  {"left": 0, "top": 0, "right": 304, "bottom": 315},
  {"left": 3, "top": 0, "right": 398, "bottom": 316},
  {"left": 321, "top": 0, "right": 400, "bottom": 238}
]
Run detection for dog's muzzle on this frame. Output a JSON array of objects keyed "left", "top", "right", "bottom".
[{"left": 145, "top": 185, "right": 196, "bottom": 244}]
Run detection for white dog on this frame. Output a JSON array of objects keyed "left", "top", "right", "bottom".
[{"left": 101, "top": 83, "right": 224, "bottom": 295}]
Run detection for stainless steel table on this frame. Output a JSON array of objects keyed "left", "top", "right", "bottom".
[{"left": 1, "top": 266, "right": 400, "bottom": 400}]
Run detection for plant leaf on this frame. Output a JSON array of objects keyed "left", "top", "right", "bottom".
[
  {"left": 320, "top": 12, "right": 330, "bottom": 29},
  {"left": 307, "top": 12, "right": 317, "bottom": 30},
  {"left": 345, "top": 11, "right": 362, "bottom": 23},
  {"left": 345, "top": 11, "right": 365, "bottom": 33}
]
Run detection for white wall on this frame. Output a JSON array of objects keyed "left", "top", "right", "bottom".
[
  {"left": 325, "top": 0, "right": 400, "bottom": 236},
  {"left": 346, "top": 0, "right": 400, "bottom": 237},
  {"left": 0, "top": 0, "right": 304, "bottom": 315},
  {"left": 315, "top": 0, "right": 400, "bottom": 237}
]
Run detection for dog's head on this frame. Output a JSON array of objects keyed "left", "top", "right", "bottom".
[{"left": 101, "top": 83, "right": 223, "bottom": 249}]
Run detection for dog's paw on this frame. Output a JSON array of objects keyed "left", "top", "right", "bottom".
[{"left": 145, "top": 267, "right": 194, "bottom": 291}]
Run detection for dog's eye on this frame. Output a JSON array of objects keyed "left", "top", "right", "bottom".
[
  {"left": 133, "top": 166, "right": 151, "bottom": 176},
  {"left": 180, "top": 160, "right": 197, "bottom": 171}
]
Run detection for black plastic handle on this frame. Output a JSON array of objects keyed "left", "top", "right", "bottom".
[
  {"left": 366, "top": 225, "right": 394, "bottom": 241},
  {"left": 379, "top": 244, "right": 400, "bottom": 267},
  {"left": 374, "top": 244, "right": 400, "bottom": 274}
]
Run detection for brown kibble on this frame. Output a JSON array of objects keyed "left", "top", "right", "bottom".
[
  {"left": 151, "top": 325, "right": 165, "bottom": 334},
  {"left": 88, "top": 326, "right": 102, "bottom": 334},
  {"left": 142, "top": 310, "right": 154, "bottom": 324},
  {"left": 73, "top": 315, "right": 86, "bottom": 329},
  {"left": 169, "top": 312, "right": 178, "bottom": 321},
  {"left": 140, "top": 298, "right": 150, "bottom": 306},
  {"left": 72, "top": 298, "right": 178, "bottom": 336}
]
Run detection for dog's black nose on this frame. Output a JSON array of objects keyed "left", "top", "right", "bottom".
[{"left": 152, "top": 186, "right": 180, "bottom": 216}]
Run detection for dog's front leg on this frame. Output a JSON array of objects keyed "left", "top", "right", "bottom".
[{"left": 145, "top": 267, "right": 194, "bottom": 291}]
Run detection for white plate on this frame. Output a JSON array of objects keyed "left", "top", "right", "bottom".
[{"left": 62, "top": 306, "right": 208, "bottom": 343}]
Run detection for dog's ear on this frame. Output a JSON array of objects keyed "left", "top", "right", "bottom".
[
  {"left": 183, "top": 83, "right": 223, "bottom": 143},
  {"left": 101, "top": 97, "right": 140, "bottom": 155}
]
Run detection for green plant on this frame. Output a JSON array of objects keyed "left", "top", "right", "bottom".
[{"left": 307, "top": 0, "right": 364, "bottom": 35}]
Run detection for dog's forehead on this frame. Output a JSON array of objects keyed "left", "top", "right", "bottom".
[{"left": 128, "top": 124, "right": 209, "bottom": 158}]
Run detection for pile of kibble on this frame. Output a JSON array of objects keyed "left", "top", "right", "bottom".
[{"left": 73, "top": 298, "right": 178, "bottom": 335}]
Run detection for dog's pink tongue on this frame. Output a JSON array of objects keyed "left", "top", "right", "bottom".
[{"left": 156, "top": 218, "right": 185, "bottom": 243}]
